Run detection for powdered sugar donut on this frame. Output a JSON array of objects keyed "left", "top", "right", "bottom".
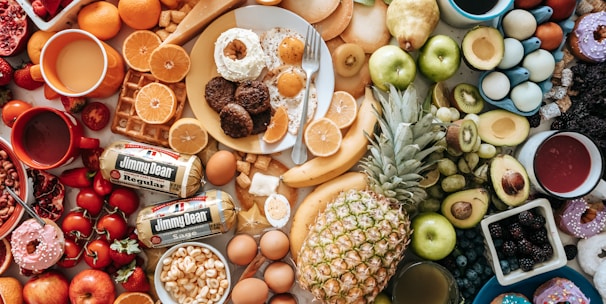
[
  {"left": 556, "top": 197, "right": 606, "bottom": 238},
  {"left": 10, "top": 218, "right": 65, "bottom": 272},
  {"left": 578, "top": 231, "right": 606, "bottom": 276},
  {"left": 593, "top": 260, "right": 606, "bottom": 300}
]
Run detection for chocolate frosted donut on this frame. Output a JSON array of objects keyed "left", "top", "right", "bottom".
[
  {"left": 556, "top": 197, "right": 606, "bottom": 239},
  {"left": 568, "top": 11, "right": 606, "bottom": 63}
]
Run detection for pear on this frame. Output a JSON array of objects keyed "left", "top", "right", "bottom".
[{"left": 386, "top": 0, "right": 440, "bottom": 52}]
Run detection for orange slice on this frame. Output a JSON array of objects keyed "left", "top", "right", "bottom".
[
  {"left": 113, "top": 292, "right": 154, "bottom": 304},
  {"left": 304, "top": 117, "right": 342, "bottom": 157},
  {"left": 263, "top": 107, "right": 289, "bottom": 144},
  {"left": 149, "top": 44, "right": 191, "bottom": 83},
  {"left": 134, "top": 82, "right": 177, "bottom": 124},
  {"left": 0, "top": 238, "right": 12, "bottom": 275},
  {"left": 122, "top": 30, "right": 162, "bottom": 72},
  {"left": 169, "top": 117, "right": 209, "bottom": 154},
  {"left": 324, "top": 90, "right": 357, "bottom": 129}
]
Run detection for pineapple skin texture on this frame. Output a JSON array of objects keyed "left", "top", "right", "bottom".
[{"left": 296, "top": 189, "right": 411, "bottom": 304}]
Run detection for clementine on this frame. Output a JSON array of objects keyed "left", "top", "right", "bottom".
[
  {"left": 118, "top": 0, "right": 162, "bottom": 30},
  {"left": 77, "top": 1, "right": 122, "bottom": 41},
  {"left": 26, "top": 30, "right": 56, "bottom": 64}
]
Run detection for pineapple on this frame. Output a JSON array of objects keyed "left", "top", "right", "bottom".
[{"left": 296, "top": 84, "right": 445, "bottom": 303}]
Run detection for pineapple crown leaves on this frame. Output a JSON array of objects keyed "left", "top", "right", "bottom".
[{"left": 110, "top": 238, "right": 141, "bottom": 254}]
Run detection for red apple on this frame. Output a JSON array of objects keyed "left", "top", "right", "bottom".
[
  {"left": 23, "top": 270, "right": 69, "bottom": 304},
  {"left": 543, "top": 0, "right": 576, "bottom": 21},
  {"left": 515, "top": 0, "right": 542, "bottom": 9},
  {"left": 69, "top": 269, "right": 115, "bottom": 304}
]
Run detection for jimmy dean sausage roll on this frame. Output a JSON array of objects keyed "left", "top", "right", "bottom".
[
  {"left": 136, "top": 189, "right": 238, "bottom": 248},
  {"left": 99, "top": 140, "right": 204, "bottom": 198}
]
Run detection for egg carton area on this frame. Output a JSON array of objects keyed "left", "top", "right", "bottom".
[{"left": 478, "top": 3, "right": 577, "bottom": 116}]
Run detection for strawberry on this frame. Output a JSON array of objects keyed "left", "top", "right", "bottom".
[
  {"left": 13, "top": 63, "right": 44, "bottom": 90},
  {"left": 115, "top": 261, "right": 150, "bottom": 292},
  {"left": 109, "top": 238, "right": 140, "bottom": 267},
  {"left": 0, "top": 58, "right": 14, "bottom": 86},
  {"left": 60, "top": 95, "right": 87, "bottom": 113},
  {"left": 31, "top": 0, "right": 47, "bottom": 18},
  {"left": 41, "top": 0, "right": 61, "bottom": 16}
]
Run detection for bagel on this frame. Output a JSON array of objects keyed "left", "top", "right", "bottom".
[
  {"left": 314, "top": 0, "right": 354, "bottom": 41},
  {"left": 578, "top": 231, "right": 606, "bottom": 276}
]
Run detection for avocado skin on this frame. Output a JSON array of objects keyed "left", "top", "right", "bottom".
[{"left": 489, "top": 154, "right": 530, "bottom": 207}]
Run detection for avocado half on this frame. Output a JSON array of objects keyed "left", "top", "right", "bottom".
[
  {"left": 478, "top": 109, "right": 530, "bottom": 146},
  {"left": 489, "top": 154, "right": 530, "bottom": 207},
  {"left": 461, "top": 26, "right": 504, "bottom": 71},
  {"left": 441, "top": 188, "right": 490, "bottom": 229}
]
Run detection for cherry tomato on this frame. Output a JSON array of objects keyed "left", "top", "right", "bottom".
[
  {"left": 81, "top": 147, "right": 104, "bottom": 171},
  {"left": 96, "top": 213, "right": 128, "bottom": 241},
  {"left": 93, "top": 172, "right": 113, "bottom": 197},
  {"left": 108, "top": 187, "right": 140, "bottom": 216},
  {"left": 57, "top": 238, "right": 83, "bottom": 268},
  {"left": 61, "top": 211, "right": 94, "bottom": 240},
  {"left": 81, "top": 101, "right": 110, "bottom": 131},
  {"left": 1, "top": 99, "right": 32, "bottom": 127},
  {"left": 84, "top": 238, "right": 112, "bottom": 269},
  {"left": 76, "top": 187, "right": 105, "bottom": 216}
]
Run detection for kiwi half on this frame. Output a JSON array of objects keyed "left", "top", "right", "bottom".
[
  {"left": 332, "top": 43, "right": 366, "bottom": 77},
  {"left": 446, "top": 119, "right": 478, "bottom": 153},
  {"left": 450, "top": 83, "right": 485, "bottom": 114}
]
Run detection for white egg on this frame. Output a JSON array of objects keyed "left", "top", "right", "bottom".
[
  {"left": 263, "top": 65, "right": 318, "bottom": 134},
  {"left": 522, "top": 49, "right": 555, "bottom": 82},
  {"left": 264, "top": 193, "right": 291, "bottom": 229},
  {"left": 498, "top": 38, "right": 525, "bottom": 70},
  {"left": 510, "top": 81, "right": 543, "bottom": 112},
  {"left": 501, "top": 9, "right": 537, "bottom": 40},
  {"left": 261, "top": 27, "right": 305, "bottom": 71},
  {"left": 481, "top": 71, "right": 510, "bottom": 101}
]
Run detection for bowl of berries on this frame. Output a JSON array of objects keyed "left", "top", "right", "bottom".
[
  {"left": 480, "top": 198, "right": 567, "bottom": 286},
  {"left": 15, "top": 0, "right": 93, "bottom": 31}
]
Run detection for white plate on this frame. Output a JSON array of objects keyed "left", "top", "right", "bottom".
[{"left": 186, "top": 5, "right": 334, "bottom": 154}]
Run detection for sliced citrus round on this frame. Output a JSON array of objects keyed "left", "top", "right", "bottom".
[
  {"left": 432, "top": 81, "right": 450, "bottom": 108},
  {"left": 0, "top": 237, "right": 12, "bottom": 275},
  {"left": 419, "top": 166, "right": 440, "bottom": 188},
  {"left": 113, "top": 291, "right": 154, "bottom": 304},
  {"left": 135, "top": 82, "right": 177, "bottom": 124},
  {"left": 324, "top": 90, "right": 358, "bottom": 129},
  {"left": 169, "top": 117, "right": 209, "bottom": 154},
  {"left": 263, "top": 107, "right": 289, "bottom": 144},
  {"left": 304, "top": 117, "right": 342, "bottom": 157},
  {"left": 149, "top": 44, "right": 191, "bottom": 83},
  {"left": 122, "top": 30, "right": 162, "bottom": 72}
]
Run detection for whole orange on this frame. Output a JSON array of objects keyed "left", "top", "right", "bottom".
[
  {"left": 27, "top": 30, "right": 56, "bottom": 64},
  {"left": 118, "top": 0, "right": 162, "bottom": 30},
  {"left": 77, "top": 1, "right": 122, "bottom": 41}
]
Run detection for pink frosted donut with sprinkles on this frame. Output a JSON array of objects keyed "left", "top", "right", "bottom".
[
  {"left": 568, "top": 11, "right": 606, "bottom": 63},
  {"left": 10, "top": 218, "right": 65, "bottom": 272},
  {"left": 556, "top": 197, "right": 606, "bottom": 239},
  {"left": 533, "top": 277, "right": 590, "bottom": 304}
]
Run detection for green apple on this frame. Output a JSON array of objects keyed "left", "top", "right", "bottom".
[
  {"left": 369, "top": 45, "right": 416, "bottom": 91},
  {"left": 417, "top": 34, "right": 461, "bottom": 82},
  {"left": 374, "top": 292, "right": 392, "bottom": 304},
  {"left": 411, "top": 212, "right": 457, "bottom": 261}
]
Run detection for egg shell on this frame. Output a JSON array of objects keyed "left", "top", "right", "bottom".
[
  {"left": 498, "top": 38, "right": 525, "bottom": 69},
  {"left": 264, "top": 261, "right": 295, "bottom": 293},
  {"left": 481, "top": 71, "right": 511, "bottom": 100},
  {"left": 510, "top": 81, "right": 543, "bottom": 112},
  {"left": 264, "top": 193, "right": 291, "bottom": 228},
  {"left": 231, "top": 278, "right": 269, "bottom": 304},
  {"left": 259, "top": 229, "right": 290, "bottom": 260},
  {"left": 269, "top": 293, "right": 298, "bottom": 304},
  {"left": 226, "top": 233, "right": 258, "bottom": 266},
  {"left": 522, "top": 49, "right": 555, "bottom": 82},
  {"left": 502, "top": 9, "right": 537, "bottom": 40},
  {"left": 205, "top": 150, "right": 237, "bottom": 186}
]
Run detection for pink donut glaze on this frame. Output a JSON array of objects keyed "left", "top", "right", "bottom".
[
  {"left": 10, "top": 218, "right": 65, "bottom": 272},
  {"left": 533, "top": 277, "right": 590, "bottom": 304},
  {"left": 557, "top": 197, "right": 606, "bottom": 239},
  {"left": 573, "top": 11, "right": 606, "bottom": 63}
]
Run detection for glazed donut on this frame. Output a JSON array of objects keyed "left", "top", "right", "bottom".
[
  {"left": 10, "top": 218, "right": 65, "bottom": 272},
  {"left": 593, "top": 260, "right": 606, "bottom": 299},
  {"left": 568, "top": 11, "right": 606, "bottom": 63},
  {"left": 533, "top": 277, "right": 590, "bottom": 303},
  {"left": 490, "top": 293, "right": 530, "bottom": 304},
  {"left": 556, "top": 197, "right": 606, "bottom": 239},
  {"left": 578, "top": 231, "right": 606, "bottom": 276}
]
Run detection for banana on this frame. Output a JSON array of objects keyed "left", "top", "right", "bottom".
[
  {"left": 289, "top": 171, "right": 368, "bottom": 262},
  {"left": 281, "top": 87, "right": 380, "bottom": 188}
]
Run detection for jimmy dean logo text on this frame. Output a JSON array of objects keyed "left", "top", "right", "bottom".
[
  {"left": 116, "top": 155, "right": 177, "bottom": 180},
  {"left": 151, "top": 208, "right": 212, "bottom": 233}
]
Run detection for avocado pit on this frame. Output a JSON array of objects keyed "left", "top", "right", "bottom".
[{"left": 451, "top": 201, "right": 473, "bottom": 220}]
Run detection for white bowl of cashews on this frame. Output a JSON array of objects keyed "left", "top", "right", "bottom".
[{"left": 154, "top": 242, "right": 231, "bottom": 304}]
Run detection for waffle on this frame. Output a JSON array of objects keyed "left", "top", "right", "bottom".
[{"left": 111, "top": 69, "right": 187, "bottom": 147}]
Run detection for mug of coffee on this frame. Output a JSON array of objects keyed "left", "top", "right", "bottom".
[
  {"left": 40, "top": 29, "right": 125, "bottom": 98},
  {"left": 437, "top": 0, "right": 513, "bottom": 28},
  {"left": 515, "top": 130, "right": 605, "bottom": 200},
  {"left": 11, "top": 107, "right": 100, "bottom": 170}
]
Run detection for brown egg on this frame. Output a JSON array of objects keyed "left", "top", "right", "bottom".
[
  {"left": 205, "top": 150, "right": 237, "bottom": 186},
  {"left": 269, "top": 293, "right": 298, "bottom": 304},
  {"left": 264, "top": 261, "right": 295, "bottom": 293},
  {"left": 259, "top": 230, "right": 290, "bottom": 260},
  {"left": 231, "top": 278, "right": 269, "bottom": 304},
  {"left": 534, "top": 21, "right": 564, "bottom": 51},
  {"left": 226, "top": 234, "right": 258, "bottom": 266}
]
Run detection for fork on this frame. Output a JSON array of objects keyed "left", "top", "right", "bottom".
[{"left": 291, "top": 25, "right": 321, "bottom": 165}]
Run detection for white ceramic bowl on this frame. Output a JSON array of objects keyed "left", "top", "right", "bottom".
[
  {"left": 0, "top": 137, "right": 29, "bottom": 240},
  {"left": 15, "top": 0, "right": 93, "bottom": 31},
  {"left": 480, "top": 198, "right": 567, "bottom": 286},
  {"left": 154, "top": 242, "right": 231, "bottom": 304}
]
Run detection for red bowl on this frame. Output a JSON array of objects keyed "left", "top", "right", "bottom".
[{"left": 0, "top": 137, "right": 29, "bottom": 240}]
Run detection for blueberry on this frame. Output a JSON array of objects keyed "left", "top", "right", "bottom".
[
  {"left": 464, "top": 229, "right": 477, "bottom": 239},
  {"left": 508, "top": 258, "right": 520, "bottom": 271},
  {"left": 493, "top": 238, "right": 503, "bottom": 248},
  {"left": 500, "top": 259, "right": 511, "bottom": 274},
  {"left": 472, "top": 262, "right": 483, "bottom": 274},
  {"left": 467, "top": 250, "right": 478, "bottom": 262},
  {"left": 466, "top": 269, "right": 479, "bottom": 281},
  {"left": 456, "top": 229, "right": 465, "bottom": 238},
  {"left": 456, "top": 255, "right": 468, "bottom": 267},
  {"left": 461, "top": 278, "right": 472, "bottom": 289},
  {"left": 452, "top": 268, "right": 462, "bottom": 278},
  {"left": 458, "top": 238, "right": 472, "bottom": 249}
]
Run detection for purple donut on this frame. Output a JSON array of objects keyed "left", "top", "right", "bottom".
[{"left": 556, "top": 197, "right": 606, "bottom": 239}]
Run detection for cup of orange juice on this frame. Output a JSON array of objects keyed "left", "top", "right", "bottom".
[{"left": 40, "top": 29, "right": 125, "bottom": 98}]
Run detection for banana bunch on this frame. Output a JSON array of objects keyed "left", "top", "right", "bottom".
[{"left": 280, "top": 87, "right": 380, "bottom": 188}]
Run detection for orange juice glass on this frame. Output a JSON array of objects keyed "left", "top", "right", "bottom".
[{"left": 40, "top": 29, "right": 125, "bottom": 98}]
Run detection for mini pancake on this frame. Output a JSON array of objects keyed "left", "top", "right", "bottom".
[
  {"left": 314, "top": 0, "right": 354, "bottom": 41},
  {"left": 280, "top": 0, "right": 340, "bottom": 23},
  {"left": 340, "top": 1, "right": 391, "bottom": 53}
]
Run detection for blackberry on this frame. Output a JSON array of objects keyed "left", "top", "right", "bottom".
[
  {"left": 527, "top": 113, "right": 541, "bottom": 128},
  {"left": 488, "top": 222, "right": 503, "bottom": 238},
  {"left": 519, "top": 258, "right": 535, "bottom": 272},
  {"left": 502, "top": 240, "right": 517, "bottom": 257},
  {"left": 517, "top": 238, "right": 534, "bottom": 255},
  {"left": 518, "top": 210, "right": 535, "bottom": 226},
  {"left": 541, "top": 243, "right": 554, "bottom": 259},
  {"left": 564, "top": 244, "right": 578, "bottom": 260},
  {"left": 529, "top": 227, "right": 549, "bottom": 244},
  {"left": 508, "top": 222, "right": 524, "bottom": 239},
  {"left": 530, "top": 214, "right": 547, "bottom": 229},
  {"left": 531, "top": 245, "right": 547, "bottom": 263}
]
